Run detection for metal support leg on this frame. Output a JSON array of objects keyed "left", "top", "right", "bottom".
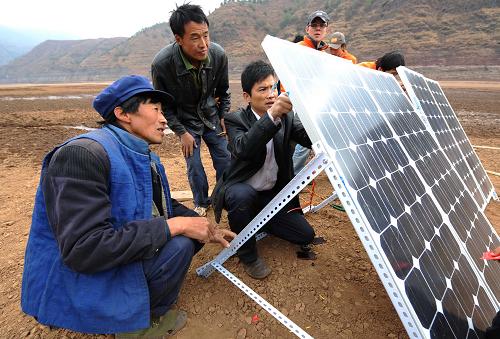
[
  {"left": 302, "top": 191, "right": 339, "bottom": 214},
  {"left": 196, "top": 151, "right": 330, "bottom": 277},
  {"left": 213, "top": 262, "right": 313, "bottom": 339}
]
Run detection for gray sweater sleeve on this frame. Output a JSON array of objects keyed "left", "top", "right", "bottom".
[{"left": 42, "top": 138, "right": 168, "bottom": 274}]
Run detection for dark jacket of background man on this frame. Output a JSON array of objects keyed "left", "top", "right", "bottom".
[{"left": 151, "top": 42, "right": 230, "bottom": 136}]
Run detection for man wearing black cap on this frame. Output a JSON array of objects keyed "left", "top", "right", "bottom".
[
  {"left": 152, "top": 4, "right": 231, "bottom": 217},
  {"left": 297, "top": 10, "right": 330, "bottom": 51},
  {"left": 21, "top": 75, "right": 234, "bottom": 337},
  {"left": 293, "top": 10, "right": 330, "bottom": 176}
]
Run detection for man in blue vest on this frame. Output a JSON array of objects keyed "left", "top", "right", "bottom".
[{"left": 21, "top": 75, "right": 234, "bottom": 337}]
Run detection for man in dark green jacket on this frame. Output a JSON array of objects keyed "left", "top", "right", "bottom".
[
  {"left": 212, "top": 61, "right": 315, "bottom": 279},
  {"left": 152, "top": 4, "right": 230, "bottom": 217}
]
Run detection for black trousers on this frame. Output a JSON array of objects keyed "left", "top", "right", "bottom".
[{"left": 224, "top": 183, "right": 315, "bottom": 264}]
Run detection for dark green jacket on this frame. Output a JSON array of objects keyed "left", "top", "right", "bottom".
[{"left": 151, "top": 42, "right": 230, "bottom": 136}]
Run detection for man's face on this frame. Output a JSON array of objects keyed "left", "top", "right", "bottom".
[
  {"left": 329, "top": 47, "right": 342, "bottom": 56},
  {"left": 243, "top": 74, "right": 278, "bottom": 117},
  {"left": 175, "top": 21, "right": 210, "bottom": 63},
  {"left": 126, "top": 100, "right": 167, "bottom": 144},
  {"left": 305, "top": 18, "right": 328, "bottom": 42}
]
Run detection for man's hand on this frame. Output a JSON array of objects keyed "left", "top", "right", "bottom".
[
  {"left": 268, "top": 93, "right": 292, "bottom": 119},
  {"left": 219, "top": 118, "right": 227, "bottom": 136},
  {"left": 166, "top": 217, "right": 236, "bottom": 248},
  {"left": 210, "top": 228, "right": 236, "bottom": 248},
  {"left": 167, "top": 216, "right": 216, "bottom": 243},
  {"left": 180, "top": 132, "right": 196, "bottom": 157}
]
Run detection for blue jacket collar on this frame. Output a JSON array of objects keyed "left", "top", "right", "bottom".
[{"left": 104, "top": 124, "right": 150, "bottom": 155}]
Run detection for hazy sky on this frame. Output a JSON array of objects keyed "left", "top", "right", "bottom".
[{"left": 1, "top": 0, "right": 222, "bottom": 39}]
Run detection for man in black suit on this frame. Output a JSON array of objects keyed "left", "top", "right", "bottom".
[{"left": 212, "top": 61, "right": 315, "bottom": 279}]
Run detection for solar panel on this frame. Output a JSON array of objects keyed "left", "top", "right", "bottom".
[
  {"left": 262, "top": 35, "right": 499, "bottom": 338},
  {"left": 397, "top": 67, "right": 496, "bottom": 210}
]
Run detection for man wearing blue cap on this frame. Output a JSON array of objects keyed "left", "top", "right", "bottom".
[
  {"left": 152, "top": 4, "right": 231, "bottom": 217},
  {"left": 21, "top": 75, "right": 234, "bottom": 337}
]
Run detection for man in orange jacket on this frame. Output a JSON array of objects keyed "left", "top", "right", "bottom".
[
  {"left": 327, "top": 32, "right": 357, "bottom": 64},
  {"left": 292, "top": 10, "right": 330, "bottom": 176},
  {"left": 298, "top": 10, "right": 330, "bottom": 52},
  {"left": 358, "top": 51, "right": 405, "bottom": 75}
]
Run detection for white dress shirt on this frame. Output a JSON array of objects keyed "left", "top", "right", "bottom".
[{"left": 244, "top": 109, "right": 280, "bottom": 191}]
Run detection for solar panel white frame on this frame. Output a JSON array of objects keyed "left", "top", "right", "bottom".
[
  {"left": 262, "top": 35, "right": 499, "bottom": 338},
  {"left": 397, "top": 66, "right": 497, "bottom": 210}
]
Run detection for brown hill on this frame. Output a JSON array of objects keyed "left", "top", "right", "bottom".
[{"left": 0, "top": 0, "right": 498, "bottom": 83}]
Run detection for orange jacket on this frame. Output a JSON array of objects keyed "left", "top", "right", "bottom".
[
  {"left": 357, "top": 61, "right": 376, "bottom": 70},
  {"left": 297, "top": 35, "right": 329, "bottom": 51},
  {"left": 330, "top": 48, "right": 357, "bottom": 64}
]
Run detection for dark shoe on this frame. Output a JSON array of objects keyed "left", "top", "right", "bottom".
[
  {"left": 243, "top": 257, "right": 271, "bottom": 279},
  {"left": 296, "top": 244, "right": 317, "bottom": 260},
  {"left": 115, "top": 309, "right": 187, "bottom": 338}
]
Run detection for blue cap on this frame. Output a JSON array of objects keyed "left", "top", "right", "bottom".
[{"left": 93, "top": 75, "right": 173, "bottom": 119}]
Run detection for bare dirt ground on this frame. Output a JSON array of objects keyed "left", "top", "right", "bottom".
[{"left": 0, "top": 81, "right": 498, "bottom": 339}]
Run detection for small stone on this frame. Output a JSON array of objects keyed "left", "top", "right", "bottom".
[
  {"left": 369, "top": 292, "right": 376, "bottom": 298},
  {"left": 334, "top": 292, "right": 342, "bottom": 298},
  {"left": 236, "top": 328, "right": 247, "bottom": 339},
  {"left": 343, "top": 329, "right": 353, "bottom": 337},
  {"left": 208, "top": 306, "right": 215, "bottom": 313},
  {"left": 217, "top": 323, "right": 223, "bottom": 328},
  {"left": 281, "top": 308, "right": 289, "bottom": 316},
  {"left": 388, "top": 333, "right": 397, "bottom": 338},
  {"left": 237, "top": 298, "right": 245, "bottom": 306},
  {"left": 245, "top": 316, "right": 252, "bottom": 325},
  {"left": 332, "top": 309, "right": 340, "bottom": 316}
]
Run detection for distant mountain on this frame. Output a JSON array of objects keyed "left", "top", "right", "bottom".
[
  {"left": 0, "top": 0, "right": 499, "bottom": 83},
  {"left": 0, "top": 26, "right": 79, "bottom": 66}
]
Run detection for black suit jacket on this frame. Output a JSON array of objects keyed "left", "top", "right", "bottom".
[{"left": 211, "top": 105, "right": 311, "bottom": 222}]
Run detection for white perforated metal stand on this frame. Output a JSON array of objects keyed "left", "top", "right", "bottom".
[
  {"left": 196, "top": 144, "right": 331, "bottom": 338},
  {"left": 197, "top": 149, "right": 330, "bottom": 278},
  {"left": 302, "top": 191, "right": 338, "bottom": 214},
  {"left": 213, "top": 262, "right": 313, "bottom": 339}
]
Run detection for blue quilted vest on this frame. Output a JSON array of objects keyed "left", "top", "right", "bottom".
[{"left": 21, "top": 125, "right": 173, "bottom": 334}]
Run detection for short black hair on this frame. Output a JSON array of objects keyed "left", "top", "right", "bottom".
[
  {"left": 376, "top": 51, "right": 405, "bottom": 71},
  {"left": 241, "top": 60, "right": 276, "bottom": 95},
  {"left": 102, "top": 93, "right": 164, "bottom": 124},
  {"left": 169, "top": 3, "right": 209, "bottom": 37}
]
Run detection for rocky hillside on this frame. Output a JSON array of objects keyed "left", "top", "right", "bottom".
[{"left": 0, "top": 0, "right": 498, "bottom": 83}]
